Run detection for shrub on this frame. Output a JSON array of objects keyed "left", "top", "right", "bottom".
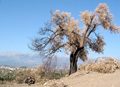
[
  {"left": 15, "top": 69, "right": 36, "bottom": 84},
  {"left": 53, "top": 72, "right": 61, "bottom": 79},
  {"left": 15, "top": 71, "right": 25, "bottom": 84},
  {"left": 15, "top": 70, "right": 29, "bottom": 84},
  {"left": 3, "top": 73, "right": 16, "bottom": 81},
  {"left": 0, "top": 76, "right": 4, "bottom": 82},
  {"left": 78, "top": 57, "right": 120, "bottom": 73}
]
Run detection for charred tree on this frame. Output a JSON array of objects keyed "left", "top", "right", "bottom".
[{"left": 31, "top": 3, "right": 120, "bottom": 75}]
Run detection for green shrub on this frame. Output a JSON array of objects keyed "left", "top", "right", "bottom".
[
  {"left": 0, "top": 76, "right": 4, "bottom": 81},
  {"left": 53, "top": 72, "right": 61, "bottom": 79},
  {"left": 3, "top": 73, "right": 16, "bottom": 81}
]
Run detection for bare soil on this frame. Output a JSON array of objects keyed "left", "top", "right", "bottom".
[{"left": 1, "top": 70, "right": 120, "bottom": 87}]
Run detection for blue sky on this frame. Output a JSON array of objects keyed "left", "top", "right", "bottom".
[{"left": 0, "top": 0, "right": 120, "bottom": 59}]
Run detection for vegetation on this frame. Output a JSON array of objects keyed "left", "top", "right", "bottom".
[
  {"left": 78, "top": 57, "right": 120, "bottom": 73},
  {"left": 31, "top": 3, "right": 120, "bottom": 75},
  {"left": 1, "top": 57, "right": 119, "bottom": 86},
  {"left": 0, "top": 65, "right": 68, "bottom": 84},
  {"left": 0, "top": 70, "right": 16, "bottom": 82},
  {"left": 35, "top": 59, "right": 69, "bottom": 82}
]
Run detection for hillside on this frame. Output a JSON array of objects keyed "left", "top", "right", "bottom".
[
  {"left": 43, "top": 70, "right": 120, "bottom": 87},
  {"left": 1, "top": 70, "right": 120, "bottom": 87}
]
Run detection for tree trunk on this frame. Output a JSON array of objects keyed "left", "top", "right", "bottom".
[
  {"left": 69, "top": 47, "right": 84, "bottom": 75},
  {"left": 69, "top": 52, "right": 77, "bottom": 75}
]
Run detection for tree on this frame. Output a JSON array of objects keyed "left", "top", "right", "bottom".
[
  {"left": 31, "top": 3, "right": 120, "bottom": 75},
  {"left": 42, "top": 56, "right": 58, "bottom": 73}
]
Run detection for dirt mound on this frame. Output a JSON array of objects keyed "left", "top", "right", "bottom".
[
  {"left": 43, "top": 69, "right": 120, "bottom": 87},
  {"left": 43, "top": 58, "right": 120, "bottom": 87}
]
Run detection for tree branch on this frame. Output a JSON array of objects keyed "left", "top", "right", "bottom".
[
  {"left": 84, "top": 14, "right": 95, "bottom": 36},
  {"left": 49, "top": 43, "right": 67, "bottom": 55},
  {"left": 87, "top": 24, "right": 97, "bottom": 38}
]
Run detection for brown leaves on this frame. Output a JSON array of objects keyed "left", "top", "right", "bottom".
[
  {"left": 87, "top": 35, "right": 106, "bottom": 53},
  {"left": 80, "top": 10, "right": 92, "bottom": 25},
  {"left": 95, "top": 3, "right": 120, "bottom": 33},
  {"left": 78, "top": 57, "right": 120, "bottom": 73},
  {"left": 78, "top": 48, "right": 88, "bottom": 62},
  {"left": 110, "top": 24, "right": 120, "bottom": 34},
  {"left": 31, "top": 3, "right": 119, "bottom": 62}
]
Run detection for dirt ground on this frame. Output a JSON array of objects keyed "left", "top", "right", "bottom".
[
  {"left": 1, "top": 70, "right": 120, "bottom": 87},
  {"left": 0, "top": 83, "right": 43, "bottom": 87}
]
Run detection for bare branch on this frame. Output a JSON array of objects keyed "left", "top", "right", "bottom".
[{"left": 87, "top": 24, "right": 97, "bottom": 38}]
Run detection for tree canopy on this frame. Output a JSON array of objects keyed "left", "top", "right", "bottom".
[{"left": 31, "top": 3, "right": 120, "bottom": 74}]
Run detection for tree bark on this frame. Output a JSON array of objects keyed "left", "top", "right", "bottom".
[
  {"left": 69, "top": 52, "right": 77, "bottom": 75},
  {"left": 69, "top": 47, "right": 84, "bottom": 75}
]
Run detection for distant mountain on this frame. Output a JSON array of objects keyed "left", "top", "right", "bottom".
[
  {"left": 0, "top": 52, "right": 69, "bottom": 67},
  {"left": 0, "top": 52, "right": 42, "bottom": 66}
]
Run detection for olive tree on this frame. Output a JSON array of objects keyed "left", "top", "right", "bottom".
[{"left": 31, "top": 3, "right": 120, "bottom": 74}]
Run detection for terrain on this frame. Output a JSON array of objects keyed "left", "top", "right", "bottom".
[{"left": 1, "top": 69, "right": 120, "bottom": 87}]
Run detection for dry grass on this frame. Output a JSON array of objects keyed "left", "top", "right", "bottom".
[
  {"left": 0, "top": 82, "right": 67, "bottom": 87},
  {"left": 78, "top": 57, "right": 120, "bottom": 73},
  {"left": 0, "top": 83, "right": 43, "bottom": 87}
]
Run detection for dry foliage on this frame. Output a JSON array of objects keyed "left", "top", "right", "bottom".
[
  {"left": 31, "top": 3, "right": 120, "bottom": 74},
  {"left": 31, "top": 3, "right": 120, "bottom": 60},
  {"left": 15, "top": 70, "right": 36, "bottom": 84},
  {"left": 78, "top": 57, "right": 120, "bottom": 73}
]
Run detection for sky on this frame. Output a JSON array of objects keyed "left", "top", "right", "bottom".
[{"left": 0, "top": 0, "right": 120, "bottom": 60}]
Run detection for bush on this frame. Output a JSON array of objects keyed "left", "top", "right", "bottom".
[
  {"left": 15, "top": 71, "right": 28, "bottom": 84},
  {"left": 35, "top": 65, "right": 69, "bottom": 82},
  {"left": 53, "top": 72, "right": 61, "bottom": 79},
  {"left": 0, "top": 76, "right": 4, "bottom": 81},
  {"left": 78, "top": 57, "right": 120, "bottom": 73},
  {"left": 3, "top": 73, "right": 16, "bottom": 81},
  {"left": 16, "top": 76, "right": 24, "bottom": 84},
  {"left": 44, "top": 72, "right": 61, "bottom": 80}
]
